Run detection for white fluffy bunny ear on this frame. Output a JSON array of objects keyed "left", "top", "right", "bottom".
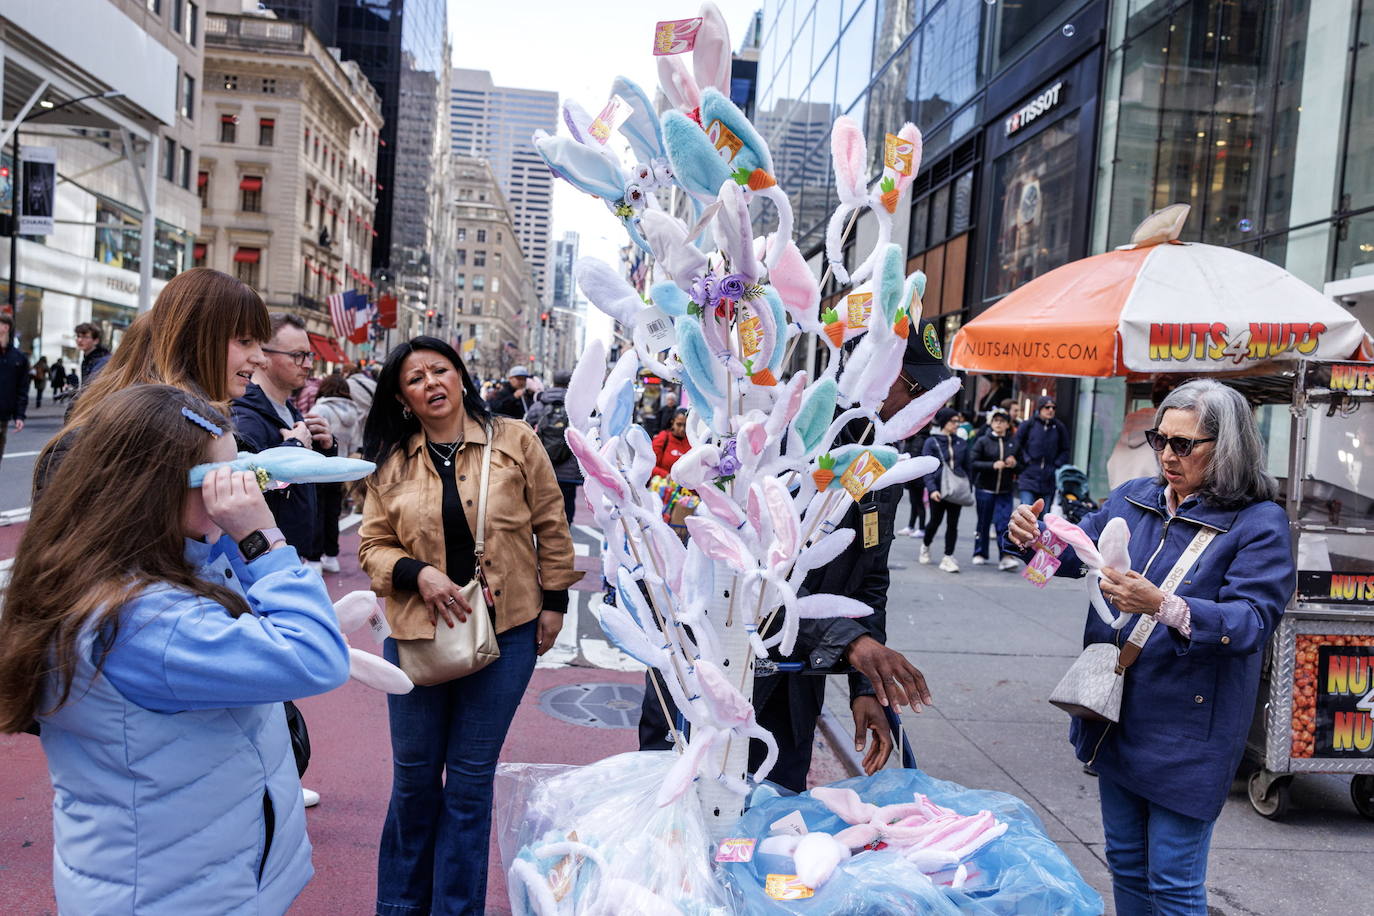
[
  {"left": 713, "top": 181, "right": 759, "bottom": 282},
  {"left": 575, "top": 257, "right": 646, "bottom": 326},
  {"left": 562, "top": 99, "right": 596, "bottom": 145},
  {"left": 693, "top": 2, "right": 732, "bottom": 97},
  {"left": 612, "top": 76, "right": 666, "bottom": 164},
  {"left": 640, "top": 209, "right": 709, "bottom": 290},
  {"left": 533, "top": 133, "right": 626, "bottom": 202}
]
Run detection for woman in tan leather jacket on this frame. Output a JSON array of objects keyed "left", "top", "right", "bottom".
[{"left": 358, "top": 337, "right": 580, "bottom": 916}]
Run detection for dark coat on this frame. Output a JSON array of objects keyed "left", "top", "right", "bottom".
[
  {"left": 1009, "top": 477, "right": 1295, "bottom": 821},
  {"left": 493, "top": 385, "right": 536, "bottom": 419},
  {"left": 231, "top": 383, "right": 334, "bottom": 556},
  {"left": 921, "top": 432, "right": 968, "bottom": 494},
  {"left": 1014, "top": 416, "right": 1070, "bottom": 494},
  {"left": 0, "top": 343, "right": 29, "bottom": 422},
  {"left": 969, "top": 432, "right": 1019, "bottom": 493},
  {"left": 524, "top": 387, "right": 582, "bottom": 483},
  {"left": 81, "top": 345, "right": 111, "bottom": 387}
]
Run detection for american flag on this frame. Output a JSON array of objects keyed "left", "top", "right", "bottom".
[
  {"left": 329, "top": 290, "right": 371, "bottom": 343},
  {"left": 328, "top": 291, "right": 350, "bottom": 340}
]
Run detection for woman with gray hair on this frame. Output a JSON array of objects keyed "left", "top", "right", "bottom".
[{"left": 1006, "top": 379, "right": 1295, "bottom": 916}]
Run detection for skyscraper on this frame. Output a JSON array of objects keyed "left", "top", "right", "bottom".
[{"left": 448, "top": 69, "right": 557, "bottom": 304}]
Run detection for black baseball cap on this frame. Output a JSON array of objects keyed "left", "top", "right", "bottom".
[{"left": 902, "top": 319, "right": 953, "bottom": 391}]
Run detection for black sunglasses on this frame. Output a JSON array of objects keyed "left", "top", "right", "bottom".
[{"left": 1144, "top": 429, "right": 1216, "bottom": 457}]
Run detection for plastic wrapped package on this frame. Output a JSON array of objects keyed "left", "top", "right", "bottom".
[
  {"left": 495, "top": 751, "right": 737, "bottom": 915},
  {"left": 718, "top": 770, "right": 1104, "bottom": 915}
]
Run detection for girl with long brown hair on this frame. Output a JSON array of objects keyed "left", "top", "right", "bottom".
[{"left": 0, "top": 384, "right": 350, "bottom": 915}]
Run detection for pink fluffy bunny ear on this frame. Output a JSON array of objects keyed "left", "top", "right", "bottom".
[
  {"left": 769, "top": 238, "right": 822, "bottom": 332},
  {"left": 657, "top": 53, "right": 701, "bottom": 114},
  {"left": 831, "top": 116, "right": 868, "bottom": 205},
  {"left": 894, "top": 122, "right": 922, "bottom": 194},
  {"left": 1043, "top": 514, "right": 1104, "bottom": 568},
  {"left": 693, "top": 3, "right": 732, "bottom": 97}
]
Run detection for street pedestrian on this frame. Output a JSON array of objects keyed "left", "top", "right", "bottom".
[
  {"left": 0, "top": 384, "right": 350, "bottom": 916},
  {"left": 895, "top": 427, "right": 929, "bottom": 537},
  {"left": 1007, "top": 379, "right": 1294, "bottom": 916},
  {"left": 968, "top": 409, "right": 1020, "bottom": 570},
  {"left": 920, "top": 407, "right": 969, "bottom": 572},
  {"left": 651, "top": 409, "right": 691, "bottom": 478},
  {"left": 1014, "top": 395, "right": 1070, "bottom": 510},
  {"left": 73, "top": 321, "right": 111, "bottom": 387},
  {"left": 492, "top": 365, "right": 536, "bottom": 418},
  {"left": 310, "top": 372, "right": 363, "bottom": 573},
  {"left": 0, "top": 315, "right": 30, "bottom": 468},
  {"left": 525, "top": 369, "right": 583, "bottom": 523},
  {"left": 651, "top": 388, "right": 679, "bottom": 436},
  {"left": 358, "top": 336, "right": 580, "bottom": 916},
  {"left": 345, "top": 363, "right": 377, "bottom": 415},
  {"left": 31, "top": 356, "right": 48, "bottom": 408},
  {"left": 49, "top": 357, "right": 65, "bottom": 398}
]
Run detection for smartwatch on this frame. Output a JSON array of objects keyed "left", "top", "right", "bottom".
[{"left": 238, "top": 527, "right": 285, "bottom": 563}]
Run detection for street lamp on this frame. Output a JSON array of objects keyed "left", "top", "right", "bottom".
[{"left": 8, "top": 90, "right": 124, "bottom": 322}]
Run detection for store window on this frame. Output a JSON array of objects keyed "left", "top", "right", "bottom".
[
  {"left": 916, "top": 0, "right": 981, "bottom": 127},
  {"left": 259, "top": 118, "right": 275, "bottom": 147},
  {"left": 220, "top": 114, "right": 236, "bottom": 143},
  {"left": 161, "top": 139, "right": 176, "bottom": 182},
  {"left": 985, "top": 112, "right": 1080, "bottom": 298},
  {"left": 180, "top": 72, "right": 195, "bottom": 119},
  {"left": 240, "top": 175, "right": 263, "bottom": 212},
  {"left": 988, "top": 0, "right": 1078, "bottom": 72},
  {"left": 94, "top": 198, "right": 141, "bottom": 272},
  {"left": 473, "top": 250, "right": 486, "bottom": 267},
  {"left": 476, "top": 229, "right": 486, "bottom": 243},
  {"left": 153, "top": 221, "right": 191, "bottom": 280},
  {"left": 234, "top": 247, "right": 260, "bottom": 286},
  {"left": 473, "top": 275, "right": 485, "bottom": 292}
]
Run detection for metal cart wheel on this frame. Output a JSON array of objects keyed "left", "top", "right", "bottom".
[
  {"left": 1248, "top": 769, "right": 1292, "bottom": 820},
  {"left": 1350, "top": 775, "right": 1374, "bottom": 820}
]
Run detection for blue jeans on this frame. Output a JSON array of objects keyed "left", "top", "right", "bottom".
[
  {"left": 1019, "top": 488, "right": 1054, "bottom": 510},
  {"left": 972, "top": 489, "right": 1013, "bottom": 559},
  {"left": 377, "top": 620, "right": 538, "bottom": 916},
  {"left": 1098, "top": 774, "right": 1217, "bottom": 916}
]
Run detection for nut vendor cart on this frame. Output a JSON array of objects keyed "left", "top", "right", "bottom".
[{"left": 1245, "top": 359, "right": 1374, "bottom": 820}]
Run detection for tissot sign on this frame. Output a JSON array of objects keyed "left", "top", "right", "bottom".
[{"left": 1005, "top": 81, "right": 1065, "bottom": 137}]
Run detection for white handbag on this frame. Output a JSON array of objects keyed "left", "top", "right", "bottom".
[{"left": 1048, "top": 527, "right": 1215, "bottom": 722}]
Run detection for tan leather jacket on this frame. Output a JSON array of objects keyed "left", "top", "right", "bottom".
[{"left": 358, "top": 416, "right": 582, "bottom": 639}]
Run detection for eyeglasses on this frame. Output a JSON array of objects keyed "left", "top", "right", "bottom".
[
  {"left": 1144, "top": 429, "right": 1216, "bottom": 457},
  {"left": 263, "top": 347, "right": 313, "bottom": 366}
]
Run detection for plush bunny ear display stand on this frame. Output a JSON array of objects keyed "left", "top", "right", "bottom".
[{"left": 540, "top": 2, "right": 961, "bottom": 849}]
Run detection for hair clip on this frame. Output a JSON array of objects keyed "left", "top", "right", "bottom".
[{"left": 181, "top": 406, "right": 223, "bottom": 438}]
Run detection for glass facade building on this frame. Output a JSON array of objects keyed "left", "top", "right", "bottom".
[{"left": 757, "top": 0, "right": 1374, "bottom": 489}]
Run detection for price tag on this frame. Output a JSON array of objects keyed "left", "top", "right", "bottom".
[
  {"left": 705, "top": 119, "right": 744, "bottom": 163},
  {"left": 636, "top": 305, "right": 676, "bottom": 352},
  {"left": 653, "top": 17, "right": 704, "bottom": 55},
  {"left": 862, "top": 504, "right": 880, "bottom": 549},
  {"left": 840, "top": 450, "right": 886, "bottom": 502},
  {"left": 366, "top": 607, "right": 391, "bottom": 646},
  {"left": 884, "top": 133, "right": 916, "bottom": 176},
  {"left": 588, "top": 94, "right": 633, "bottom": 145},
  {"left": 1022, "top": 530, "right": 1066, "bottom": 588},
  {"left": 714, "top": 838, "right": 756, "bottom": 862},
  {"left": 846, "top": 291, "right": 873, "bottom": 329},
  {"left": 769, "top": 810, "right": 809, "bottom": 837},
  {"left": 765, "top": 874, "right": 815, "bottom": 901}
]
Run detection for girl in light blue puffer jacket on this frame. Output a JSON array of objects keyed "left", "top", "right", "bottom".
[{"left": 0, "top": 385, "right": 351, "bottom": 916}]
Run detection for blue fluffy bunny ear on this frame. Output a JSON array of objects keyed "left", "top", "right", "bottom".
[
  {"left": 651, "top": 281, "right": 691, "bottom": 317},
  {"left": 699, "top": 88, "right": 773, "bottom": 176},
  {"left": 612, "top": 76, "right": 665, "bottom": 165},
  {"left": 663, "top": 110, "right": 733, "bottom": 201},
  {"left": 877, "top": 244, "right": 906, "bottom": 327},
  {"left": 534, "top": 133, "right": 626, "bottom": 202}
]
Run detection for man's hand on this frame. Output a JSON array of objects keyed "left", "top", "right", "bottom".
[
  {"left": 844, "top": 635, "right": 932, "bottom": 713},
  {"left": 303, "top": 412, "right": 333, "bottom": 449},
  {"left": 1004, "top": 455, "right": 1017, "bottom": 468},
  {"left": 852, "top": 695, "right": 892, "bottom": 775},
  {"left": 12, "top": 419, "right": 23, "bottom": 432},
  {"left": 281, "top": 421, "right": 311, "bottom": 448}
]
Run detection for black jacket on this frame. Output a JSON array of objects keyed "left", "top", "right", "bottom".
[
  {"left": 921, "top": 432, "right": 969, "bottom": 494},
  {"left": 81, "top": 346, "right": 111, "bottom": 387},
  {"left": 969, "top": 432, "right": 1018, "bottom": 493},
  {"left": 230, "top": 383, "right": 335, "bottom": 555},
  {"left": 0, "top": 343, "right": 29, "bottom": 422},
  {"left": 493, "top": 385, "right": 536, "bottom": 419}
]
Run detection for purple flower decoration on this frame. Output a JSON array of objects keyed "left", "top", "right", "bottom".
[
  {"left": 716, "top": 438, "right": 741, "bottom": 478},
  {"left": 689, "top": 271, "right": 720, "bottom": 309},
  {"left": 718, "top": 273, "right": 749, "bottom": 302}
]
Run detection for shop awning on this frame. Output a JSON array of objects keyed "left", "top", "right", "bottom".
[
  {"left": 233, "top": 247, "right": 260, "bottom": 263},
  {"left": 239, "top": 176, "right": 263, "bottom": 192},
  {"left": 308, "top": 332, "right": 346, "bottom": 364}
]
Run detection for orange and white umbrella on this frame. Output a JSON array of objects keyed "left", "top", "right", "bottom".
[{"left": 950, "top": 205, "right": 1372, "bottom": 378}]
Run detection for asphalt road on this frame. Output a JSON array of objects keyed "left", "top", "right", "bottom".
[{"left": 0, "top": 397, "right": 65, "bottom": 512}]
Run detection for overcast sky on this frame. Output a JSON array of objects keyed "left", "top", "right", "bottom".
[{"left": 448, "top": 0, "right": 764, "bottom": 344}]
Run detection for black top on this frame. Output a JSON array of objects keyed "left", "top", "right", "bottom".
[{"left": 391, "top": 441, "right": 570, "bottom": 613}]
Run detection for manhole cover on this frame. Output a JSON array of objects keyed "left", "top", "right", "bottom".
[{"left": 539, "top": 682, "right": 644, "bottom": 729}]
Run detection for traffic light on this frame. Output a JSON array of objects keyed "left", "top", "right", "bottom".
[{"left": 540, "top": 311, "right": 550, "bottom": 326}]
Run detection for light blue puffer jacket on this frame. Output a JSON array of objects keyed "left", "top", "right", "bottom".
[{"left": 37, "top": 539, "right": 350, "bottom": 915}]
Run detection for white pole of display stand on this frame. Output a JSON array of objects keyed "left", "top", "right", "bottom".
[{"left": 697, "top": 559, "right": 754, "bottom": 842}]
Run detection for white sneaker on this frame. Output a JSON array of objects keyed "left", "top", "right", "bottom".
[
  {"left": 320, "top": 555, "right": 340, "bottom": 573},
  {"left": 938, "top": 555, "right": 960, "bottom": 573},
  {"left": 908, "top": 527, "right": 923, "bottom": 538},
  {"left": 998, "top": 556, "right": 1021, "bottom": 572},
  {"left": 971, "top": 555, "right": 988, "bottom": 566},
  {"left": 302, "top": 787, "right": 320, "bottom": 808},
  {"left": 305, "top": 560, "right": 323, "bottom": 575},
  {"left": 919, "top": 546, "right": 931, "bottom": 564},
  {"left": 897, "top": 526, "right": 914, "bottom": 537}
]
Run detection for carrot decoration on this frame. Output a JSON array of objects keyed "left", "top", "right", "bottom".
[
  {"left": 732, "top": 166, "right": 777, "bottom": 190},
  {"left": 821, "top": 307, "right": 844, "bottom": 347},
  {"left": 812, "top": 453, "right": 837, "bottom": 490},
  {"left": 893, "top": 307, "right": 910, "bottom": 339},
  {"left": 878, "top": 176, "right": 899, "bottom": 214},
  {"left": 750, "top": 368, "right": 777, "bottom": 387}
]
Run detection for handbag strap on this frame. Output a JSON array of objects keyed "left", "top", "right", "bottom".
[
  {"left": 1116, "top": 526, "right": 1216, "bottom": 672},
  {"left": 473, "top": 421, "right": 494, "bottom": 557}
]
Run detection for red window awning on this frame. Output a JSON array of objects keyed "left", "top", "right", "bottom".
[
  {"left": 220, "top": 114, "right": 237, "bottom": 124},
  {"left": 260, "top": 118, "right": 275, "bottom": 127},
  {"left": 239, "top": 176, "right": 263, "bottom": 191},
  {"left": 197, "top": 171, "right": 208, "bottom": 188},
  {"left": 193, "top": 243, "right": 206, "bottom": 259},
  {"left": 233, "top": 247, "right": 261, "bottom": 264},
  {"left": 308, "top": 332, "right": 346, "bottom": 363}
]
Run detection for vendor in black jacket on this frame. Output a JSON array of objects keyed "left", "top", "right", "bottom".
[
  {"left": 230, "top": 313, "right": 335, "bottom": 567},
  {"left": 968, "top": 408, "right": 1020, "bottom": 570},
  {"left": 638, "top": 322, "right": 946, "bottom": 790}
]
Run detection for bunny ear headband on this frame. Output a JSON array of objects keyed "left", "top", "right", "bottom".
[{"left": 189, "top": 446, "right": 375, "bottom": 489}]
